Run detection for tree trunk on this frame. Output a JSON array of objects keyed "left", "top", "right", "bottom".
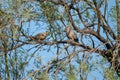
[{"left": 115, "top": 0, "right": 120, "bottom": 76}]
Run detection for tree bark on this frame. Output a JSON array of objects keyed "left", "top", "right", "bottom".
[{"left": 115, "top": 0, "right": 120, "bottom": 76}]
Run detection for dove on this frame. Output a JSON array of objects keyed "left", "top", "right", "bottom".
[
  {"left": 33, "top": 31, "right": 49, "bottom": 42},
  {"left": 66, "top": 25, "right": 78, "bottom": 42}
]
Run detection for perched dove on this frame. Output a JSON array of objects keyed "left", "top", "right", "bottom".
[
  {"left": 33, "top": 31, "right": 49, "bottom": 42},
  {"left": 66, "top": 25, "right": 78, "bottom": 42}
]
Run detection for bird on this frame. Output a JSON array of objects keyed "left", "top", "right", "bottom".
[
  {"left": 65, "top": 25, "right": 78, "bottom": 42},
  {"left": 32, "top": 31, "right": 49, "bottom": 42}
]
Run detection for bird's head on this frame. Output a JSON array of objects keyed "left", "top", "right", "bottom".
[{"left": 65, "top": 25, "right": 71, "bottom": 31}]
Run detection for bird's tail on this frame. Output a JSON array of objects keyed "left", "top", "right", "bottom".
[{"left": 74, "top": 38, "right": 79, "bottom": 43}]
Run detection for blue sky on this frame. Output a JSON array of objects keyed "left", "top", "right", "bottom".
[{"left": 16, "top": 0, "right": 118, "bottom": 80}]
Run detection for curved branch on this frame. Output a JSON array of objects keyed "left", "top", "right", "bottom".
[{"left": 77, "top": 28, "right": 111, "bottom": 49}]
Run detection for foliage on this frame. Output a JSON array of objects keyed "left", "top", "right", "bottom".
[{"left": 0, "top": 0, "right": 120, "bottom": 80}]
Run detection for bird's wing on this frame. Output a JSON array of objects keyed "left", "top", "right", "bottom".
[
  {"left": 33, "top": 32, "right": 48, "bottom": 41},
  {"left": 69, "top": 29, "right": 76, "bottom": 39},
  {"left": 72, "top": 30, "right": 77, "bottom": 39}
]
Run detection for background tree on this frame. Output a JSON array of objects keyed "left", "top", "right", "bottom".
[{"left": 0, "top": 0, "right": 120, "bottom": 80}]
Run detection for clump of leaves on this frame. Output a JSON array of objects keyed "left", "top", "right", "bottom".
[
  {"left": 40, "top": 2, "right": 61, "bottom": 21},
  {"left": 104, "top": 68, "right": 117, "bottom": 80}
]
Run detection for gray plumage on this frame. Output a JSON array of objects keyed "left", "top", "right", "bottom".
[{"left": 66, "top": 25, "right": 78, "bottom": 42}]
